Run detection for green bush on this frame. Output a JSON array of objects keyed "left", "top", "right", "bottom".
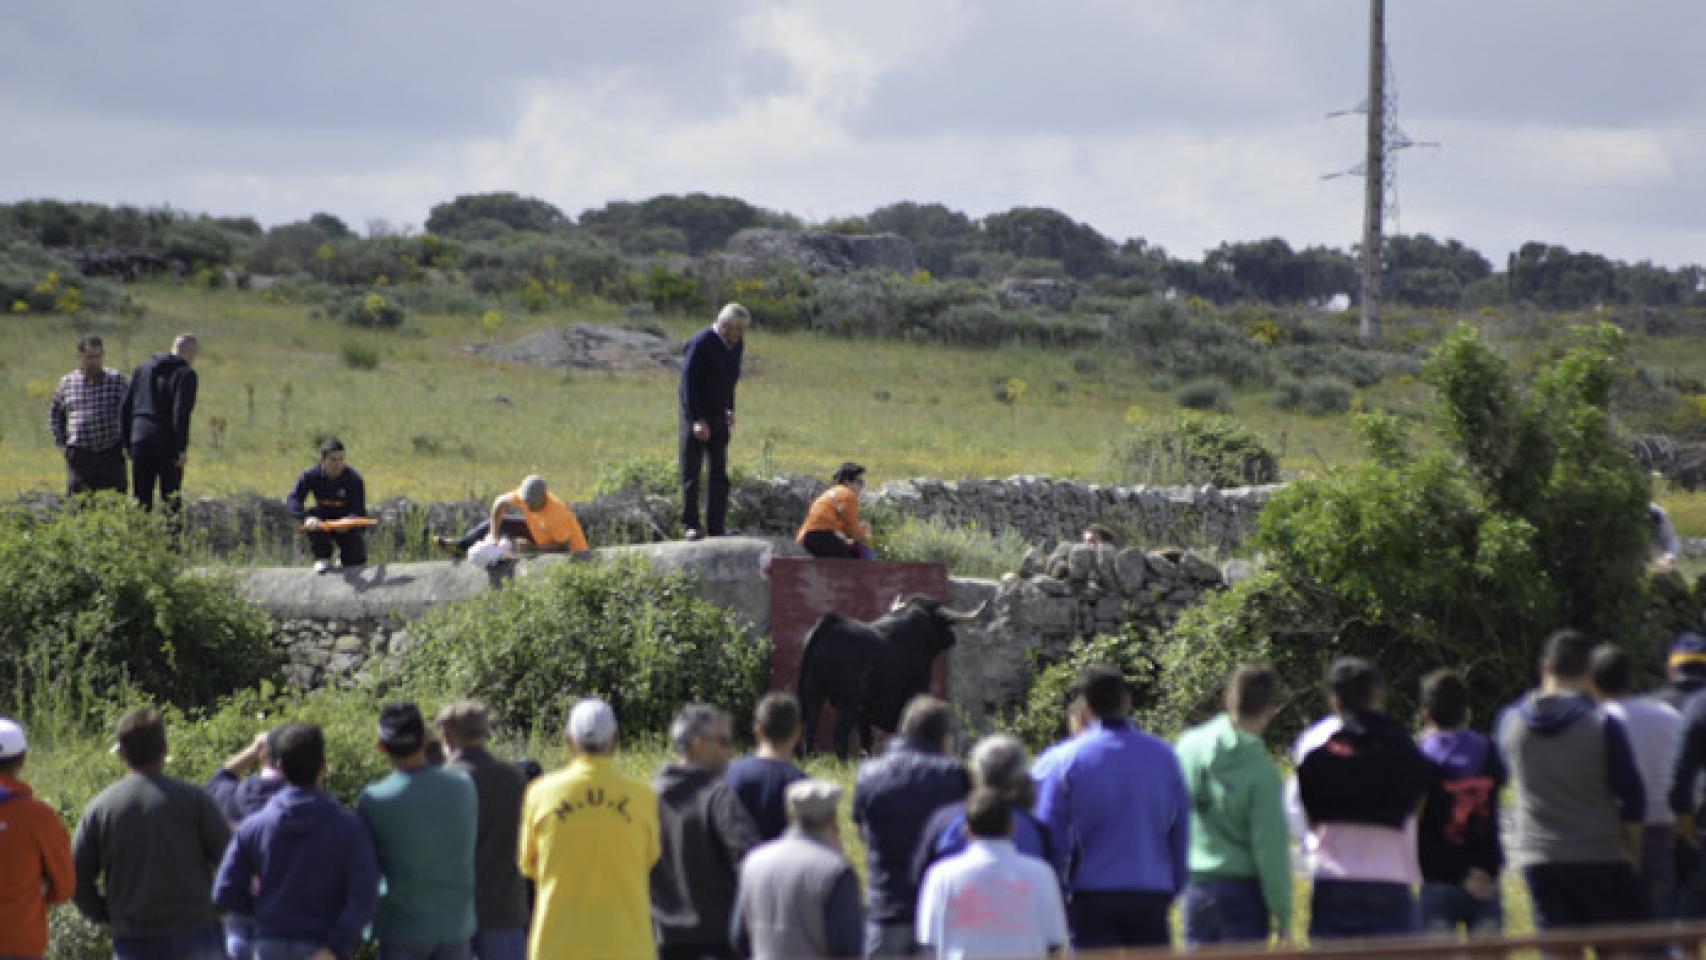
[
  {"left": 1010, "top": 626, "right": 1158, "bottom": 751},
  {"left": 1109, "top": 415, "right": 1280, "bottom": 488},
  {"left": 1299, "top": 375, "right": 1354, "bottom": 415},
  {"left": 0, "top": 496, "right": 276, "bottom": 718},
  {"left": 1155, "top": 323, "right": 1656, "bottom": 739},
  {"left": 336, "top": 290, "right": 406, "bottom": 328},
  {"left": 874, "top": 517, "right": 1031, "bottom": 579},
  {"left": 339, "top": 337, "right": 381, "bottom": 370},
  {"left": 397, "top": 559, "right": 768, "bottom": 736},
  {"left": 1270, "top": 375, "right": 1303, "bottom": 411},
  {"left": 1173, "top": 376, "right": 1232, "bottom": 412},
  {"left": 595, "top": 457, "right": 683, "bottom": 498}
]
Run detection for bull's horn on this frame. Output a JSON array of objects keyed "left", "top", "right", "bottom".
[
  {"left": 890, "top": 593, "right": 907, "bottom": 612},
  {"left": 940, "top": 598, "right": 989, "bottom": 622}
]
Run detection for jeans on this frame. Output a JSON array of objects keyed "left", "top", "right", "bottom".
[
  {"left": 380, "top": 942, "right": 473, "bottom": 960},
  {"left": 1308, "top": 879, "right": 1417, "bottom": 940},
  {"left": 1642, "top": 824, "right": 1678, "bottom": 921},
  {"left": 864, "top": 920, "right": 917, "bottom": 958},
  {"left": 1068, "top": 890, "right": 1173, "bottom": 949},
  {"left": 255, "top": 940, "right": 333, "bottom": 960},
  {"left": 1182, "top": 878, "right": 1270, "bottom": 946},
  {"left": 1418, "top": 881, "right": 1503, "bottom": 935},
  {"left": 470, "top": 928, "right": 528, "bottom": 960},
  {"left": 111, "top": 924, "right": 226, "bottom": 960}
]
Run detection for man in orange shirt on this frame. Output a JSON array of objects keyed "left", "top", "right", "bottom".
[
  {"left": 0, "top": 717, "right": 75, "bottom": 960},
  {"left": 796, "top": 463, "right": 874, "bottom": 559},
  {"left": 436, "top": 474, "right": 589, "bottom": 559}
]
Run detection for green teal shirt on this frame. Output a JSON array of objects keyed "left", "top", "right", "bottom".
[
  {"left": 356, "top": 765, "right": 478, "bottom": 944},
  {"left": 1174, "top": 713, "right": 1293, "bottom": 938}
]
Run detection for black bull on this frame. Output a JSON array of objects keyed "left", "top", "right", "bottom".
[{"left": 796, "top": 594, "right": 985, "bottom": 759}]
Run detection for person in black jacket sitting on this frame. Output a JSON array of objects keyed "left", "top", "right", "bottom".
[{"left": 286, "top": 437, "right": 368, "bottom": 573}]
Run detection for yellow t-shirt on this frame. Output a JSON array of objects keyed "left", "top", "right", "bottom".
[
  {"left": 519, "top": 756, "right": 660, "bottom": 960},
  {"left": 499, "top": 490, "right": 589, "bottom": 552}
]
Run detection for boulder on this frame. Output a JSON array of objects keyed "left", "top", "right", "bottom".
[
  {"left": 724, "top": 229, "right": 917, "bottom": 275},
  {"left": 997, "top": 278, "right": 1078, "bottom": 312}
]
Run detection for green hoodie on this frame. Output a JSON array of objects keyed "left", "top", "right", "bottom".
[{"left": 1174, "top": 713, "right": 1292, "bottom": 937}]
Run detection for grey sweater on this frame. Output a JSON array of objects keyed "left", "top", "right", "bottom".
[
  {"left": 1495, "top": 691, "right": 1645, "bottom": 868},
  {"left": 72, "top": 771, "right": 231, "bottom": 938}
]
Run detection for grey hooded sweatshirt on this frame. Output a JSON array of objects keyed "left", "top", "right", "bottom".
[{"left": 1495, "top": 691, "right": 1644, "bottom": 868}]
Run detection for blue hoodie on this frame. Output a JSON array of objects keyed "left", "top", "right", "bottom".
[
  {"left": 212, "top": 786, "right": 380, "bottom": 960},
  {"left": 205, "top": 769, "right": 289, "bottom": 824},
  {"left": 1033, "top": 718, "right": 1190, "bottom": 895}
]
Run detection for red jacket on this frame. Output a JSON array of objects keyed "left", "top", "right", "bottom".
[{"left": 0, "top": 772, "right": 75, "bottom": 956}]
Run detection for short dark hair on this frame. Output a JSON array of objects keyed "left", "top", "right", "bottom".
[
  {"left": 1591, "top": 644, "right": 1634, "bottom": 698},
  {"left": 273, "top": 724, "right": 326, "bottom": 787},
  {"left": 1227, "top": 665, "right": 1280, "bottom": 720},
  {"left": 115, "top": 708, "right": 167, "bottom": 768},
  {"left": 1074, "top": 664, "right": 1129, "bottom": 720},
  {"left": 0, "top": 755, "right": 22, "bottom": 777},
  {"left": 964, "top": 788, "right": 1013, "bottom": 838},
  {"left": 753, "top": 692, "right": 801, "bottom": 746},
  {"left": 319, "top": 437, "right": 345, "bottom": 458},
  {"left": 77, "top": 335, "right": 104, "bottom": 353},
  {"left": 1326, "top": 657, "right": 1381, "bottom": 713},
  {"left": 1542, "top": 629, "right": 1596, "bottom": 681},
  {"left": 377, "top": 702, "right": 427, "bottom": 759},
  {"left": 898, "top": 696, "right": 955, "bottom": 746},
  {"left": 831, "top": 462, "right": 866, "bottom": 486},
  {"left": 1420, "top": 669, "right": 1469, "bottom": 729}
]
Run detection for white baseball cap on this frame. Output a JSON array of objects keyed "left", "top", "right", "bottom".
[
  {"left": 566, "top": 698, "right": 618, "bottom": 750},
  {"left": 0, "top": 718, "right": 27, "bottom": 761}
]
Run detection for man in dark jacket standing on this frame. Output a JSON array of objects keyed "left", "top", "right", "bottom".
[
  {"left": 852, "top": 696, "right": 970, "bottom": 958},
  {"left": 213, "top": 723, "right": 381, "bottom": 960},
  {"left": 678, "top": 303, "right": 748, "bottom": 540},
  {"left": 438, "top": 700, "right": 531, "bottom": 960},
  {"left": 121, "top": 333, "right": 199, "bottom": 514},
  {"left": 652, "top": 704, "right": 762, "bottom": 960}
]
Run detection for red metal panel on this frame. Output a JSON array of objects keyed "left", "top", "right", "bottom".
[{"left": 767, "top": 558, "right": 950, "bottom": 752}]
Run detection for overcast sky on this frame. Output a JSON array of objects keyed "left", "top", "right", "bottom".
[{"left": 4, "top": 1, "right": 1704, "bottom": 266}]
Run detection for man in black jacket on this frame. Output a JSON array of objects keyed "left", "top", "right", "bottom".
[
  {"left": 678, "top": 303, "right": 748, "bottom": 540},
  {"left": 652, "top": 703, "right": 762, "bottom": 960},
  {"left": 121, "top": 334, "right": 199, "bottom": 514},
  {"left": 286, "top": 437, "right": 368, "bottom": 573},
  {"left": 438, "top": 700, "right": 531, "bottom": 960}
]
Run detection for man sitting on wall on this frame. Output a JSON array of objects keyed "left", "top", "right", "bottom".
[
  {"left": 286, "top": 437, "right": 369, "bottom": 574},
  {"left": 435, "top": 474, "right": 588, "bottom": 563}
]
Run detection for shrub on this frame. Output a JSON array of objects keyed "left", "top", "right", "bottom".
[
  {"left": 1270, "top": 375, "right": 1303, "bottom": 410},
  {"left": 339, "top": 337, "right": 380, "bottom": 370},
  {"left": 874, "top": 517, "right": 1031, "bottom": 579},
  {"left": 1109, "top": 415, "right": 1280, "bottom": 488},
  {"left": 1009, "top": 626, "right": 1158, "bottom": 750},
  {"left": 1173, "top": 376, "right": 1232, "bottom": 412},
  {"left": 0, "top": 496, "right": 276, "bottom": 717},
  {"left": 397, "top": 559, "right": 769, "bottom": 736},
  {"left": 595, "top": 457, "right": 682, "bottom": 499},
  {"left": 336, "top": 290, "right": 406, "bottom": 328},
  {"left": 1298, "top": 375, "right": 1354, "bottom": 415}
]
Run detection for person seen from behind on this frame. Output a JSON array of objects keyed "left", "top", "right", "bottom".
[
  {"left": 797, "top": 463, "right": 875, "bottom": 559},
  {"left": 914, "top": 734, "right": 1058, "bottom": 888},
  {"left": 72, "top": 708, "right": 231, "bottom": 960},
  {"left": 730, "top": 779, "right": 863, "bottom": 960},
  {"left": 915, "top": 789, "right": 1070, "bottom": 960},
  {"left": 1173, "top": 664, "right": 1292, "bottom": 947},
  {"left": 438, "top": 700, "right": 532, "bottom": 960},
  {"left": 724, "top": 692, "right": 808, "bottom": 843},
  {"left": 1033, "top": 663, "right": 1190, "bottom": 950},
  {"left": 1287, "top": 657, "right": 1432, "bottom": 941},
  {"left": 212, "top": 723, "right": 381, "bottom": 960},
  {"left": 852, "top": 696, "right": 971, "bottom": 958},
  {"left": 0, "top": 717, "right": 74, "bottom": 960},
  {"left": 1590, "top": 644, "right": 1683, "bottom": 920},
  {"left": 121, "top": 333, "right": 199, "bottom": 515},
  {"left": 204, "top": 727, "right": 292, "bottom": 959},
  {"left": 519, "top": 698, "right": 659, "bottom": 960},
  {"left": 355, "top": 702, "right": 478, "bottom": 960},
  {"left": 652, "top": 704, "right": 762, "bottom": 960},
  {"left": 1497, "top": 629, "right": 1649, "bottom": 933},
  {"left": 1415, "top": 668, "right": 1506, "bottom": 936}
]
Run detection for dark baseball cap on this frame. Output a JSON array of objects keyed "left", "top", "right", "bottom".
[{"left": 378, "top": 703, "right": 426, "bottom": 752}]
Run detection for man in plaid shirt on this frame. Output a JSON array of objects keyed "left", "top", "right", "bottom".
[{"left": 50, "top": 335, "right": 130, "bottom": 495}]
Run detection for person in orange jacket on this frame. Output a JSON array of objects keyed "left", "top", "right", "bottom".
[
  {"left": 0, "top": 717, "right": 75, "bottom": 960},
  {"left": 797, "top": 463, "right": 875, "bottom": 559}
]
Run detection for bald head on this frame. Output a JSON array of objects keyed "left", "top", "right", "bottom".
[
  {"left": 173, "top": 334, "right": 199, "bottom": 363},
  {"left": 519, "top": 474, "right": 548, "bottom": 510}
]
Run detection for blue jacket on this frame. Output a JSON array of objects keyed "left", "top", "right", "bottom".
[
  {"left": 212, "top": 786, "right": 380, "bottom": 960},
  {"left": 1034, "top": 718, "right": 1190, "bottom": 896},
  {"left": 852, "top": 738, "right": 970, "bottom": 923},
  {"left": 913, "top": 801, "right": 1059, "bottom": 885},
  {"left": 204, "top": 769, "right": 289, "bottom": 825},
  {"left": 679, "top": 327, "right": 743, "bottom": 425}
]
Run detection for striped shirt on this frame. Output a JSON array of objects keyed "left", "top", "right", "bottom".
[{"left": 50, "top": 367, "right": 129, "bottom": 451}]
